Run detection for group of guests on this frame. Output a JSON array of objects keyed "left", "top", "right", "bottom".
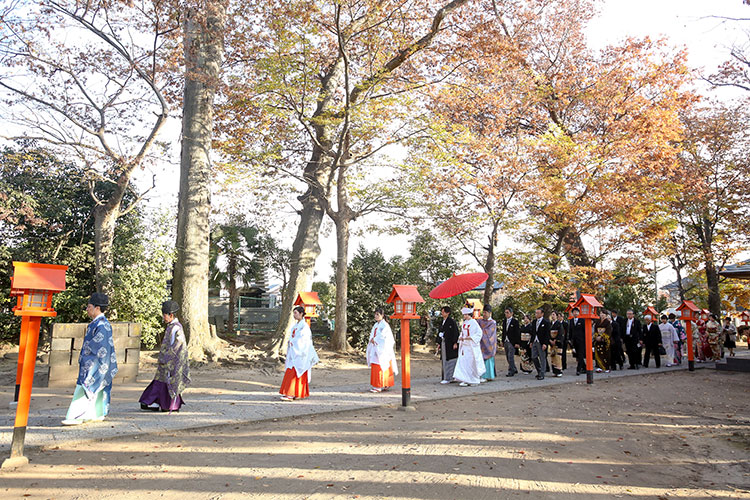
[{"left": 435, "top": 304, "right": 738, "bottom": 385}]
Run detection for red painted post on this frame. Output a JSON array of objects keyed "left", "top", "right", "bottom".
[
  {"left": 7, "top": 316, "right": 41, "bottom": 464},
  {"left": 400, "top": 319, "right": 411, "bottom": 407},
  {"left": 13, "top": 316, "right": 30, "bottom": 403},
  {"left": 585, "top": 319, "right": 594, "bottom": 384}
]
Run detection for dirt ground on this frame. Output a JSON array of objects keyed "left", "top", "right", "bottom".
[{"left": 1, "top": 368, "right": 748, "bottom": 500}]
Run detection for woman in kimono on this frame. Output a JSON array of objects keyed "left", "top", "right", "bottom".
[
  {"left": 280, "top": 306, "right": 320, "bottom": 401},
  {"left": 62, "top": 293, "right": 118, "bottom": 425},
  {"left": 705, "top": 314, "right": 721, "bottom": 361},
  {"left": 452, "top": 307, "right": 486, "bottom": 386},
  {"left": 519, "top": 314, "right": 534, "bottom": 373},
  {"left": 722, "top": 317, "right": 737, "bottom": 357},
  {"left": 668, "top": 313, "right": 685, "bottom": 365},
  {"left": 695, "top": 319, "right": 709, "bottom": 362},
  {"left": 139, "top": 300, "right": 190, "bottom": 412},
  {"left": 476, "top": 304, "right": 497, "bottom": 382},
  {"left": 548, "top": 311, "right": 564, "bottom": 377},
  {"left": 658, "top": 315, "right": 679, "bottom": 367},
  {"left": 366, "top": 307, "right": 398, "bottom": 392},
  {"left": 593, "top": 311, "right": 612, "bottom": 373}
]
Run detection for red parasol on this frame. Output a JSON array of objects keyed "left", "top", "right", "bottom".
[{"left": 429, "top": 272, "right": 489, "bottom": 299}]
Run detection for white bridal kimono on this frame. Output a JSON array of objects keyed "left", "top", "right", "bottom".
[
  {"left": 287, "top": 319, "right": 320, "bottom": 381},
  {"left": 366, "top": 319, "right": 399, "bottom": 375},
  {"left": 452, "top": 318, "right": 486, "bottom": 385}
]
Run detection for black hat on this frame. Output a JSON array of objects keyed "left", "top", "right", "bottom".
[
  {"left": 161, "top": 300, "right": 179, "bottom": 315},
  {"left": 483, "top": 304, "right": 493, "bottom": 313},
  {"left": 88, "top": 292, "right": 109, "bottom": 308}
]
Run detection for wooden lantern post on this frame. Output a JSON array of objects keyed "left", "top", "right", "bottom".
[
  {"left": 3, "top": 262, "right": 67, "bottom": 470},
  {"left": 676, "top": 300, "right": 700, "bottom": 372},
  {"left": 386, "top": 285, "right": 424, "bottom": 410},
  {"left": 642, "top": 306, "right": 660, "bottom": 320},
  {"left": 571, "top": 293, "right": 602, "bottom": 385},
  {"left": 294, "top": 292, "right": 322, "bottom": 327},
  {"left": 740, "top": 310, "right": 749, "bottom": 327}
]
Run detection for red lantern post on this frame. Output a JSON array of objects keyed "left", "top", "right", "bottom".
[
  {"left": 294, "top": 292, "right": 322, "bottom": 327},
  {"left": 571, "top": 293, "right": 603, "bottom": 384},
  {"left": 740, "top": 310, "right": 750, "bottom": 327},
  {"left": 3, "top": 262, "right": 67, "bottom": 469},
  {"left": 677, "top": 300, "right": 700, "bottom": 372},
  {"left": 386, "top": 285, "right": 424, "bottom": 409}
]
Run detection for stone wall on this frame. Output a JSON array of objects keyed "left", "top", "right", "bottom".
[{"left": 47, "top": 322, "right": 140, "bottom": 387}]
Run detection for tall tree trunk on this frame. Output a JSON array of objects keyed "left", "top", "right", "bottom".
[
  {"left": 704, "top": 258, "right": 721, "bottom": 317},
  {"left": 561, "top": 226, "right": 593, "bottom": 269},
  {"left": 482, "top": 222, "right": 498, "bottom": 305},
  {"left": 173, "top": 0, "right": 227, "bottom": 361},
  {"left": 226, "top": 253, "right": 237, "bottom": 335},
  {"left": 669, "top": 255, "right": 686, "bottom": 303},
  {"left": 93, "top": 203, "right": 119, "bottom": 296},
  {"left": 269, "top": 189, "right": 326, "bottom": 357},
  {"left": 331, "top": 214, "right": 352, "bottom": 351}
]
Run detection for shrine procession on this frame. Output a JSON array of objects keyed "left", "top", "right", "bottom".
[{"left": 0, "top": 0, "right": 749, "bottom": 499}]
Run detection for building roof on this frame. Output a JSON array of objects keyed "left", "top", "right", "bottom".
[
  {"left": 11, "top": 262, "right": 67, "bottom": 292},
  {"left": 386, "top": 285, "right": 425, "bottom": 304},
  {"left": 719, "top": 259, "right": 750, "bottom": 280}
]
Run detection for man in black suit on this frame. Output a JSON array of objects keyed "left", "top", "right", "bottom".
[
  {"left": 642, "top": 314, "right": 662, "bottom": 368},
  {"left": 568, "top": 307, "right": 587, "bottom": 375},
  {"left": 610, "top": 309, "right": 626, "bottom": 370},
  {"left": 623, "top": 309, "right": 642, "bottom": 369},
  {"left": 530, "top": 308, "right": 550, "bottom": 380},
  {"left": 437, "top": 306, "right": 460, "bottom": 383},
  {"left": 501, "top": 307, "right": 521, "bottom": 376}
]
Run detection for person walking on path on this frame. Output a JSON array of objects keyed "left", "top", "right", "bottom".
[
  {"left": 62, "top": 293, "right": 118, "bottom": 426},
  {"left": 642, "top": 315, "right": 662, "bottom": 368},
  {"left": 139, "top": 300, "right": 191, "bottom": 412},
  {"left": 279, "top": 306, "right": 320, "bottom": 401},
  {"left": 501, "top": 307, "right": 521, "bottom": 377},
  {"left": 453, "top": 307, "right": 485, "bottom": 386},
  {"left": 548, "top": 311, "right": 564, "bottom": 377},
  {"left": 477, "top": 304, "right": 497, "bottom": 382},
  {"left": 530, "top": 308, "right": 550, "bottom": 380},
  {"left": 658, "top": 314, "right": 679, "bottom": 367},
  {"left": 722, "top": 316, "right": 737, "bottom": 357},
  {"left": 436, "top": 306, "right": 460, "bottom": 384},
  {"left": 366, "top": 307, "right": 398, "bottom": 393}
]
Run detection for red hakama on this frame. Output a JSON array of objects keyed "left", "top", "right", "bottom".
[
  {"left": 369, "top": 363, "right": 395, "bottom": 389},
  {"left": 279, "top": 368, "right": 310, "bottom": 399}
]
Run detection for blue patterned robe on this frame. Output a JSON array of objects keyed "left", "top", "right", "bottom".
[{"left": 77, "top": 314, "right": 118, "bottom": 398}]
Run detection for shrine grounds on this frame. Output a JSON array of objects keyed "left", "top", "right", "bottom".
[{"left": 0, "top": 347, "right": 749, "bottom": 499}]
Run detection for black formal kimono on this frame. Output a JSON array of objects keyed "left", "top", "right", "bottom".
[
  {"left": 610, "top": 315, "right": 626, "bottom": 370},
  {"left": 437, "top": 315, "right": 460, "bottom": 381},
  {"left": 622, "top": 317, "right": 642, "bottom": 368},
  {"left": 501, "top": 316, "right": 521, "bottom": 375},
  {"left": 642, "top": 321, "right": 662, "bottom": 368}
]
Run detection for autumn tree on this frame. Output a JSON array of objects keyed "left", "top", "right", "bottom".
[
  {"left": 0, "top": 0, "right": 176, "bottom": 295},
  {"left": 218, "top": 0, "right": 470, "bottom": 356},
  {"left": 669, "top": 103, "right": 750, "bottom": 316}
]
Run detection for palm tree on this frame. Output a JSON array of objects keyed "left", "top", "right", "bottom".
[{"left": 209, "top": 224, "right": 264, "bottom": 335}]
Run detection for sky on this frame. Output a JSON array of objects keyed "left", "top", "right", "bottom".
[{"left": 136, "top": 0, "right": 750, "bottom": 286}]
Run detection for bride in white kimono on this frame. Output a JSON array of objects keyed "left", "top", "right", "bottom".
[
  {"left": 366, "top": 307, "right": 399, "bottom": 393},
  {"left": 452, "top": 307, "right": 486, "bottom": 386}
]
